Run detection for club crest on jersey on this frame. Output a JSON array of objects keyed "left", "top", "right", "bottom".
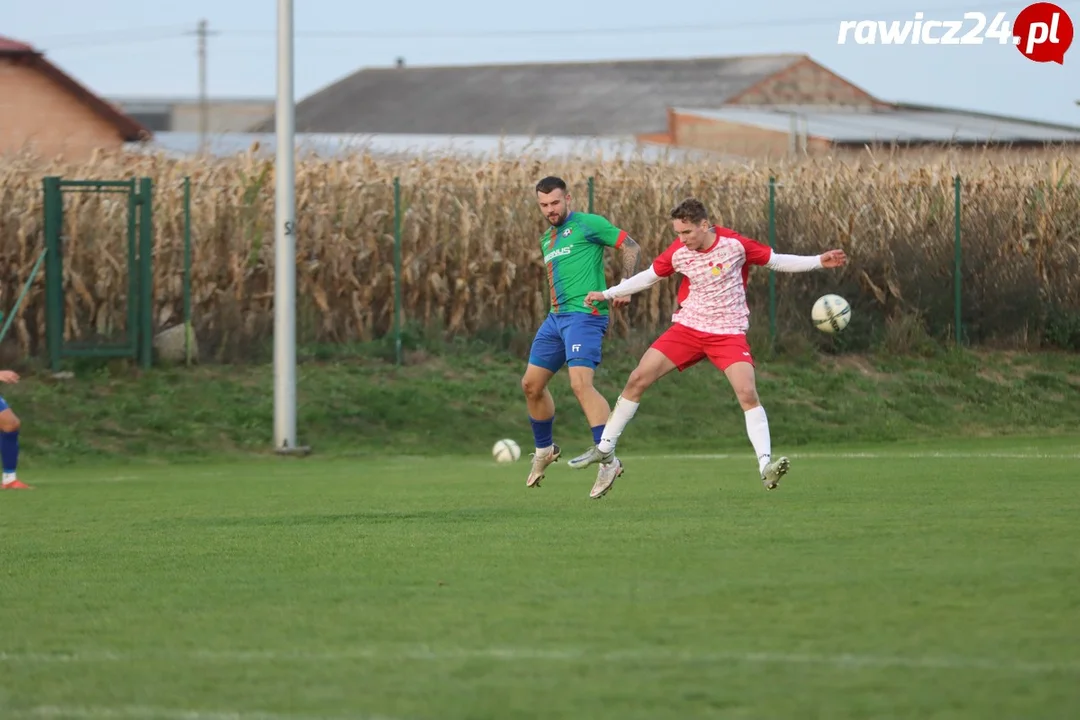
[
  {"left": 562, "top": 228, "right": 572, "bottom": 237},
  {"left": 709, "top": 260, "right": 731, "bottom": 276}
]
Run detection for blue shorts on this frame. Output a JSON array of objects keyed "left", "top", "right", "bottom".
[
  {"left": 0, "top": 396, "right": 7, "bottom": 412},
  {"left": 528, "top": 312, "right": 609, "bottom": 373}
]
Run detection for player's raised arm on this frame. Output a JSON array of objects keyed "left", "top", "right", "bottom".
[
  {"left": 765, "top": 248, "right": 847, "bottom": 271},
  {"left": 734, "top": 232, "right": 848, "bottom": 272}
]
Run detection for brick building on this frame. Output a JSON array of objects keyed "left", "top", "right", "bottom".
[
  {"left": 249, "top": 54, "right": 1080, "bottom": 158},
  {"left": 659, "top": 104, "right": 1080, "bottom": 157},
  {"left": 0, "top": 34, "right": 150, "bottom": 162}
]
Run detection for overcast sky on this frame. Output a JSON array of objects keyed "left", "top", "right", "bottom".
[{"left": 8, "top": 0, "right": 1080, "bottom": 127}]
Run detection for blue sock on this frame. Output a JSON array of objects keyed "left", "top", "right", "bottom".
[
  {"left": 530, "top": 415, "right": 554, "bottom": 449},
  {"left": 591, "top": 424, "right": 605, "bottom": 445},
  {"left": 1, "top": 431, "right": 18, "bottom": 474}
]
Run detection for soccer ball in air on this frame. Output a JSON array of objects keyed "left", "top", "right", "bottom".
[
  {"left": 811, "top": 294, "right": 851, "bottom": 334},
  {"left": 492, "top": 439, "right": 521, "bottom": 463}
]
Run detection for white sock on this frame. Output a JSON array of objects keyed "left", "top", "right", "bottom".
[
  {"left": 597, "top": 396, "right": 640, "bottom": 453},
  {"left": 744, "top": 405, "right": 772, "bottom": 474},
  {"left": 2, "top": 472, "right": 15, "bottom": 485}
]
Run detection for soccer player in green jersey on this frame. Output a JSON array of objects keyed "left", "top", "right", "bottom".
[{"left": 522, "top": 176, "right": 641, "bottom": 492}]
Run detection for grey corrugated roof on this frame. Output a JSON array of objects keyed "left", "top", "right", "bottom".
[
  {"left": 251, "top": 54, "right": 804, "bottom": 135},
  {"left": 674, "top": 105, "right": 1080, "bottom": 143},
  {"left": 131, "top": 131, "right": 743, "bottom": 163}
]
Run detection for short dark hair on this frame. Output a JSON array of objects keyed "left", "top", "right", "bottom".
[
  {"left": 670, "top": 198, "right": 709, "bottom": 224},
  {"left": 535, "top": 176, "right": 567, "bottom": 194}
]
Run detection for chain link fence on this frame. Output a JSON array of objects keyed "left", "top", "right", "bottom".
[{"left": 3, "top": 168, "right": 1078, "bottom": 367}]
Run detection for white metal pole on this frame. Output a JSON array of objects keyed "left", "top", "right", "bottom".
[{"left": 274, "top": 0, "right": 297, "bottom": 450}]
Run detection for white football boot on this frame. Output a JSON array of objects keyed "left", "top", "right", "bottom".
[
  {"left": 589, "top": 456, "right": 624, "bottom": 499},
  {"left": 761, "top": 456, "right": 790, "bottom": 490},
  {"left": 568, "top": 444, "right": 614, "bottom": 470},
  {"left": 526, "top": 444, "right": 561, "bottom": 487}
]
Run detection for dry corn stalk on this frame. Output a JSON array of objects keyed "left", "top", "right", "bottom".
[{"left": 0, "top": 144, "right": 1077, "bottom": 359}]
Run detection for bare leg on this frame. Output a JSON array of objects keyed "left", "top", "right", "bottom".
[
  {"left": 722, "top": 361, "right": 761, "bottom": 411},
  {"left": 521, "top": 364, "right": 561, "bottom": 487},
  {"left": 569, "top": 348, "right": 678, "bottom": 466},
  {"left": 0, "top": 408, "right": 20, "bottom": 433},
  {"left": 620, "top": 348, "right": 679, "bottom": 403},
  {"left": 521, "top": 364, "right": 555, "bottom": 426},
  {"left": 568, "top": 365, "right": 610, "bottom": 429},
  {"left": 723, "top": 361, "right": 789, "bottom": 489},
  {"left": 573, "top": 349, "right": 680, "bottom": 499}
]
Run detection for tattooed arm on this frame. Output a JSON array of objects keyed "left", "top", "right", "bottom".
[
  {"left": 610, "top": 236, "right": 642, "bottom": 306},
  {"left": 582, "top": 214, "right": 643, "bottom": 308}
]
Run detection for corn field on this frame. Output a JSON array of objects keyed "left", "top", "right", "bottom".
[{"left": 1, "top": 146, "right": 1079, "bottom": 363}]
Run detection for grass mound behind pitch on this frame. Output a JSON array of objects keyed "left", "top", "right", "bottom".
[{"left": 6, "top": 346, "right": 1080, "bottom": 465}]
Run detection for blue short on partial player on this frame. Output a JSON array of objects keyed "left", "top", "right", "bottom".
[
  {"left": 0, "top": 396, "right": 7, "bottom": 412},
  {"left": 528, "top": 312, "right": 609, "bottom": 372}
]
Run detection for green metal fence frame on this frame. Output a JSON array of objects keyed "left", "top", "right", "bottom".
[
  {"left": 42, "top": 176, "right": 154, "bottom": 371},
  {"left": 393, "top": 177, "right": 403, "bottom": 366},
  {"left": 183, "top": 176, "right": 193, "bottom": 364},
  {"left": 767, "top": 176, "right": 778, "bottom": 353},
  {"left": 954, "top": 175, "right": 963, "bottom": 346}
]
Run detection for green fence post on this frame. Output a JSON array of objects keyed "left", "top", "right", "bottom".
[
  {"left": 183, "top": 176, "right": 193, "bottom": 365},
  {"left": 767, "top": 176, "right": 777, "bottom": 352},
  {"left": 42, "top": 176, "right": 63, "bottom": 372},
  {"left": 587, "top": 176, "right": 594, "bottom": 213},
  {"left": 138, "top": 177, "right": 154, "bottom": 368},
  {"left": 126, "top": 181, "right": 139, "bottom": 361},
  {"left": 954, "top": 174, "right": 962, "bottom": 346},
  {"left": 393, "top": 177, "right": 403, "bottom": 366}
]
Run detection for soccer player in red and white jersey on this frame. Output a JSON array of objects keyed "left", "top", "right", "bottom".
[{"left": 568, "top": 197, "right": 847, "bottom": 498}]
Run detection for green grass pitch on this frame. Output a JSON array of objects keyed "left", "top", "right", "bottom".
[{"left": 2, "top": 438, "right": 1079, "bottom": 719}]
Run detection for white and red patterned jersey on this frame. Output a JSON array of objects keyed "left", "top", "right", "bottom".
[{"left": 652, "top": 226, "right": 773, "bottom": 336}]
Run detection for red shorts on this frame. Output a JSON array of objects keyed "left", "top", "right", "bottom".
[{"left": 650, "top": 323, "right": 754, "bottom": 372}]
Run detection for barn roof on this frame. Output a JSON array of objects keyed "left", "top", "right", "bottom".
[{"left": 250, "top": 54, "right": 806, "bottom": 136}]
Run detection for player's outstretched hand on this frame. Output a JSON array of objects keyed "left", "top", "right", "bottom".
[
  {"left": 609, "top": 295, "right": 630, "bottom": 307},
  {"left": 820, "top": 249, "right": 847, "bottom": 268},
  {"left": 583, "top": 291, "right": 608, "bottom": 309},
  {"left": 0, "top": 370, "right": 20, "bottom": 384}
]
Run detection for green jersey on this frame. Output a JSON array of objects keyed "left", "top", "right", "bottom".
[{"left": 539, "top": 211, "right": 628, "bottom": 316}]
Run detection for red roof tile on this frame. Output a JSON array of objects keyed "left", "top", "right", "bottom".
[{"left": 0, "top": 35, "right": 36, "bottom": 53}]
